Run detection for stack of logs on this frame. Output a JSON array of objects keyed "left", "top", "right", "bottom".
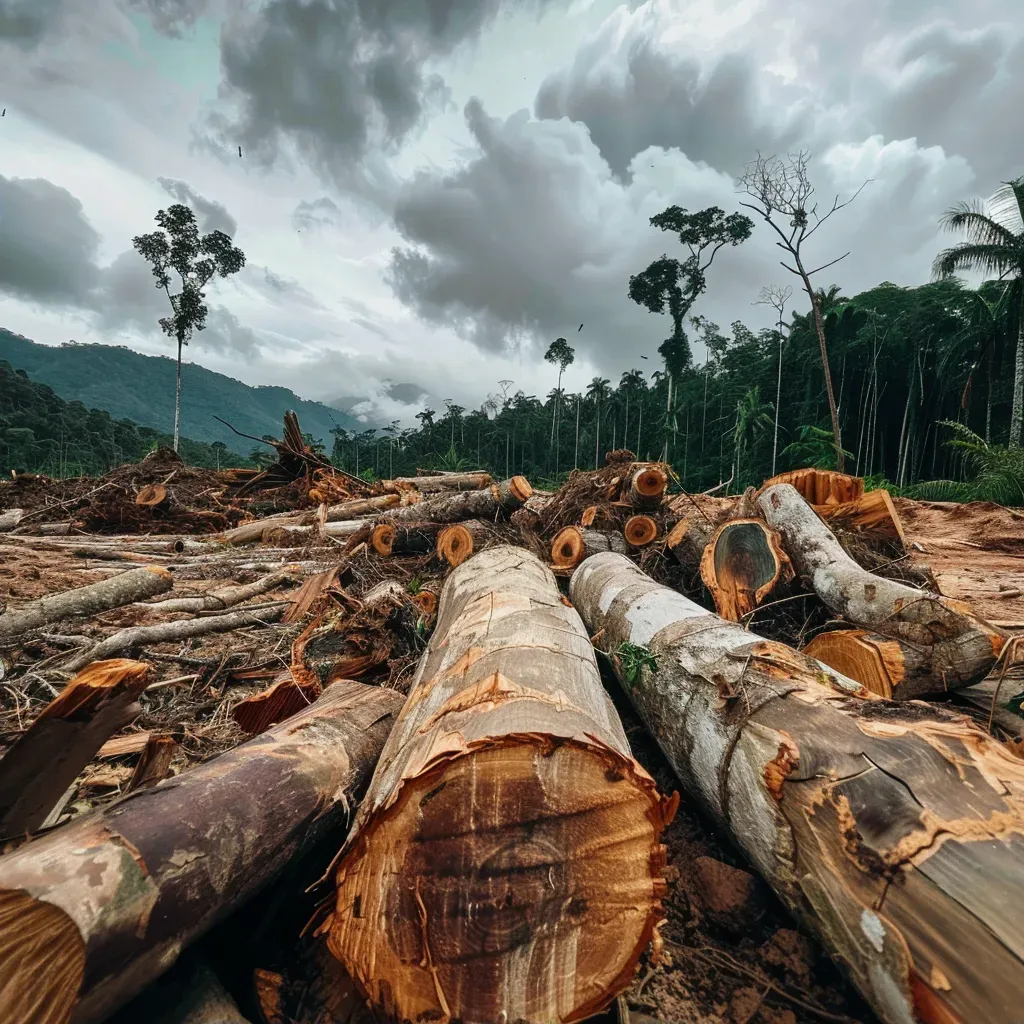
[{"left": 0, "top": 456, "right": 1022, "bottom": 1024}]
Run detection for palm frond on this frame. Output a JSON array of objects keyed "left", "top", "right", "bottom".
[
  {"left": 932, "top": 243, "right": 1020, "bottom": 280},
  {"left": 988, "top": 178, "right": 1024, "bottom": 235},
  {"left": 902, "top": 479, "right": 973, "bottom": 502},
  {"left": 939, "top": 201, "right": 1019, "bottom": 247}
]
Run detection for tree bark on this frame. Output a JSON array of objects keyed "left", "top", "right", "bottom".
[
  {"left": 0, "top": 680, "right": 403, "bottom": 1024},
  {"left": 758, "top": 468, "right": 863, "bottom": 506},
  {"left": 388, "top": 472, "right": 492, "bottom": 493},
  {"left": 550, "top": 526, "right": 627, "bottom": 569},
  {"left": 125, "top": 735, "right": 177, "bottom": 792},
  {"left": 380, "top": 476, "right": 532, "bottom": 526},
  {"left": 0, "top": 509, "right": 25, "bottom": 532},
  {"left": 1012, "top": 294, "right": 1024, "bottom": 448},
  {"left": 626, "top": 465, "right": 668, "bottom": 510},
  {"left": 665, "top": 517, "right": 713, "bottom": 571},
  {"left": 758, "top": 483, "right": 1006, "bottom": 693},
  {"left": 0, "top": 660, "right": 152, "bottom": 839},
  {"left": 699, "top": 518, "right": 793, "bottom": 622},
  {"left": 138, "top": 571, "right": 297, "bottom": 614},
  {"left": 323, "top": 545, "right": 674, "bottom": 1024},
  {"left": 0, "top": 566, "right": 174, "bottom": 640},
  {"left": 802, "top": 271, "right": 845, "bottom": 472},
  {"left": 570, "top": 551, "right": 1024, "bottom": 1024}
]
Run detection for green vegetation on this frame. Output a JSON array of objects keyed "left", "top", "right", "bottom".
[
  {"left": 0, "top": 360, "right": 249, "bottom": 476},
  {"left": 0, "top": 331, "right": 361, "bottom": 453}
]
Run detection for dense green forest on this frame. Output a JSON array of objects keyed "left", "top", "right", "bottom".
[
  {"left": 327, "top": 274, "right": 1023, "bottom": 504},
  {"left": 0, "top": 331, "right": 360, "bottom": 451},
  {"left": 0, "top": 360, "right": 249, "bottom": 476}
]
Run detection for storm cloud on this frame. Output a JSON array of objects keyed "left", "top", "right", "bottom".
[{"left": 157, "top": 177, "right": 238, "bottom": 236}]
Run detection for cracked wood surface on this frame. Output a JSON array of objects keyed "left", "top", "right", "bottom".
[
  {"left": 570, "top": 551, "right": 1024, "bottom": 1024},
  {"left": 325, "top": 545, "right": 675, "bottom": 1024}
]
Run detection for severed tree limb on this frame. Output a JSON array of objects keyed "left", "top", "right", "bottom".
[
  {"left": 0, "top": 680, "right": 404, "bottom": 1024},
  {"left": 570, "top": 551, "right": 1024, "bottom": 1024},
  {"left": 61, "top": 604, "right": 290, "bottom": 673},
  {"left": 626, "top": 465, "right": 668, "bottom": 510},
  {"left": 0, "top": 660, "right": 152, "bottom": 839},
  {"left": 550, "top": 526, "right": 627, "bottom": 569},
  {"left": 380, "top": 476, "right": 532, "bottom": 525},
  {"left": 323, "top": 546, "right": 674, "bottom": 1024},
  {"left": 138, "top": 571, "right": 298, "bottom": 614},
  {"left": 386, "top": 471, "right": 492, "bottom": 493},
  {"left": 0, "top": 567, "right": 174, "bottom": 641},
  {"left": 666, "top": 517, "right": 713, "bottom": 572},
  {"left": 759, "top": 482, "right": 1007, "bottom": 695}
]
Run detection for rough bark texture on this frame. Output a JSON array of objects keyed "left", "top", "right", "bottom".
[
  {"left": 627, "top": 466, "right": 668, "bottom": 510},
  {"left": 699, "top": 518, "right": 793, "bottom": 621},
  {"left": 324, "top": 545, "right": 674, "bottom": 1024},
  {"left": 813, "top": 489, "right": 907, "bottom": 549},
  {"left": 0, "top": 566, "right": 173, "bottom": 640},
  {"left": 759, "top": 483, "right": 1006, "bottom": 692},
  {"left": 140, "top": 572, "right": 296, "bottom": 614},
  {"left": 0, "top": 680, "right": 403, "bottom": 1024},
  {"left": 380, "top": 476, "right": 532, "bottom": 526},
  {"left": 550, "top": 527, "right": 627, "bottom": 569},
  {"left": 125, "top": 735, "right": 177, "bottom": 792},
  {"left": 758, "top": 469, "right": 864, "bottom": 506},
  {"left": 389, "top": 472, "right": 493, "bottom": 493},
  {"left": 570, "top": 551, "right": 1024, "bottom": 1024},
  {"left": 0, "top": 509, "right": 25, "bottom": 532},
  {"left": 665, "top": 517, "right": 713, "bottom": 571},
  {"left": 0, "top": 660, "right": 152, "bottom": 839}
]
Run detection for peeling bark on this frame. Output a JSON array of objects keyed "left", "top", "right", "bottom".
[
  {"left": 570, "top": 551, "right": 1024, "bottom": 1024},
  {"left": 324, "top": 545, "right": 674, "bottom": 1024},
  {"left": 0, "top": 680, "right": 403, "bottom": 1024},
  {"left": 0, "top": 567, "right": 174, "bottom": 640},
  {"left": 699, "top": 518, "right": 793, "bottom": 622},
  {"left": 759, "top": 483, "right": 1006, "bottom": 693}
]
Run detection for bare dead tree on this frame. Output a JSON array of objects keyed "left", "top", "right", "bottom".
[
  {"left": 755, "top": 284, "right": 793, "bottom": 476},
  {"left": 738, "top": 152, "right": 869, "bottom": 471}
]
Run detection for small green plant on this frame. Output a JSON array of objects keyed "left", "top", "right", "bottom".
[
  {"left": 615, "top": 641, "right": 658, "bottom": 687},
  {"left": 407, "top": 575, "right": 422, "bottom": 596},
  {"left": 360, "top": 467, "right": 376, "bottom": 483},
  {"left": 434, "top": 446, "right": 474, "bottom": 472}
]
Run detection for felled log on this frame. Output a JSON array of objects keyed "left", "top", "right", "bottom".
[
  {"left": 759, "top": 483, "right": 1006, "bottom": 694},
  {"left": 260, "top": 519, "right": 369, "bottom": 546},
  {"left": 813, "top": 488, "right": 906, "bottom": 549},
  {"left": 135, "top": 484, "right": 169, "bottom": 509},
  {"left": 0, "top": 660, "right": 151, "bottom": 838},
  {"left": 0, "top": 509, "right": 25, "bottom": 532},
  {"left": 665, "top": 517, "right": 713, "bottom": 570},
  {"left": 550, "top": 526, "right": 626, "bottom": 569},
  {"left": 758, "top": 467, "right": 864, "bottom": 505},
  {"left": 0, "top": 566, "right": 173, "bottom": 640},
  {"left": 139, "top": 570, "right": 297, "bottom": 614},
  {"left": 322, "top": 493, "right": 402, "bottom": 521},
  {"left": 570, "top": 551, "right": 1024, "bottom": 1024},
  {"left": 381, "top": 475, "right": 532, "bottom": 525},
  {"left": 410, "top": 589, "right": 437, "bottom": 616},
  {"left": 388, "top": 471, "right": 492, "bottom": 493},
  {"left": 626, "top": 464, "right": 668, "bottom": 509},
  {"left": 323, "top": 546, "right": 674, "bottom": 1024},
  {"left": 698, "top": 518, "right": 793, "bottom": 621},
  {"left": 623, "top": 513, "right": 658, "bottom": 547},
  {"left": 0, "top": 680, "right": 403, "bottom": 1024},
  {"left": 435, "top": 519, "right": 491, "bottom": 567},
  {"left": 369, "top": 520, "right": 444, "bottom": 557}
]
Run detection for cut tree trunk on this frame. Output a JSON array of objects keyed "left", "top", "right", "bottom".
[
  {"left": 550, "top": 526, "right": 627, "bottom": 569},
  {"left": 0, "top": 509, "right": 25, "bottom": 532},
  {"left": 0, "top": 660, "right": 152, "bottom": 839},
  {"left": 0, "top": 679, "right": 403, "bottom": 1024},
  {"left": 380, "top": 476, "right": 532, "bottom": 526},
  {"left": 626, "top": 465, "right": 668, "bottom": 510},
  {"left": 322, "top": 545, "right": 674, "bottom": 1024},
  {"left": 0, "top": 566, "right": 173, "bottom": 640},
  {"left": 698, "top": 518, "right": 793, "bottom": 622},
  {"left": 758, "top": 483, "right": 1006, "bottom": 694},
  {"left": 758, "top": 468, "right": 864, "bottom": 506},
  {"left": 623, "top": 514, "right": 658, "bottom": 547},
  {"left": 812, "top": 488, "right": 906, "bottom": 549},
  {"left": 435, "top": 519, "right": 492, "bottom": 567},
  {"left": 570, "top": 551, "right": 1024, "bottom": 1024},
  {"left": 135, "top": 485, "right": 168, "bottom": 509},
  {"left": 665, "top": 517, "right": 713, "bottom": 571},
  {"left": 388, "top": 471, "right": 492, "bottom": 493},
  {"left": 369, "top": 521, "right": 445, "bottom": 557}
]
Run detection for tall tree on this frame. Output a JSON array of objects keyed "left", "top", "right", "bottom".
[
  {"left": 586, "top": 377, "right": 611, "bottom": 468},
  {"left": 933, "top": 176, "right": 1024, "bottom": 447},
  {"left": 133, "top": 204, "right": 246, "bottom": 452},
  {"left": 629, "top": 205, "right": 753, "bottom": 457},
  {"left": 738, "top": 151, "right": 869, "bottom": 471},
  {"left": 544, "top": 337, "right": 575, "bottom": 472},
  {"left": 756, "top": 285, "right": 793, "bottom": 476}
]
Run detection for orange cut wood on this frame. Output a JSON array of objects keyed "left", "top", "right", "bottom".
[
  {"left": 758, "top": 468, "right": 863, "bottom": 506},
  {"left": 623, "top": 515, "right": 658, "bottom": 547}
]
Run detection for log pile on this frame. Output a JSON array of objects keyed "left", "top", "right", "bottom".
[{"left": 0, "top": 451, "right": 1022, "bottom": 1024}]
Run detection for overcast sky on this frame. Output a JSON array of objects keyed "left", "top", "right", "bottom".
[{"left": 1, "top": 0, "right": 1021, "bottom": 426}]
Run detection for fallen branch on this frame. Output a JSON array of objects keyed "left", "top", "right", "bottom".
[
  {"left": 380, "top": 476, "right": 531, "bottom": 525},
  {"left": 138, "top": 571, "right": 297, "bottom": 614}
]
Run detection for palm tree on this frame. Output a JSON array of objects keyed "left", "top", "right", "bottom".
[
  {"left": 586, "top": 377, "right": 611, "bottom": 468},
  {"left": 933, "top": 177, "right": 1024, "bottom": 447},
  {"left": 731, "top": 386, "right": 774, "bottom": 485}
]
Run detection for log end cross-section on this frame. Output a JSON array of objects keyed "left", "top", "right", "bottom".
[
  {"left": 699, "top": 518, "right": 793, "bottom": 622},
  {"left": 324, "top": 546, "right": 674, "bottom": 1024}
]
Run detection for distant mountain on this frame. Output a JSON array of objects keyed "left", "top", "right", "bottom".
[{"left": 0, "top": 331, "right": 363, "bottom": 451}]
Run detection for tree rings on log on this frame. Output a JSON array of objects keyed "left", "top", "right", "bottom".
[
  {"left": 436, "top": 524, "right": 474, "bottom": 567},
  {"left": 666, "top": 517, "right": 713, "bottom": 569},
  {"left": 503, "top": 474, "right": 533, "bottom": 504},
  {"left": 323, "top": 546, "right": 674, "bottom": 1024},
  {"left": 624, "top": 514, "right": 658, "bottom": 547},
  {"left": 411, "top": 590, "right": 437, "bottom": 616},
  {"left": 370, "top": 523, "right": 395, "bottom": 556},
  {"left": 550, "top": 527, "right": 627, "bottom": 569},
  {"left": 627, "top": 465, "right": 668, "bottom": 509},
  {"left": 699, "top": 518, "right": 793, "bottom": 622},
  {"left": 135, "top": 484, "right": 168, "bottom": 508},
  {"left": 759, "top": 468, "right": 864, "bottom": 506}
]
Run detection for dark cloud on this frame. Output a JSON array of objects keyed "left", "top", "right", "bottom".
[
  {"left": 126, "top": 0, "right": 211, "bottom": 37},
  {"left": 0, "top": 0, "right": 62, "bottom": 47},
  {"left": 200, "top": 0, "right": 558, "bottom": 191},
  {"left": 536, "top": 42, "right": 807, "bottom": 178},
  {"left": 0, "top": 175, "right": 101, "bottom": 303},
  {"left": 292, "top": 196, "right": 342, "bottom": 231},
  {"left": 157, "top": 177, "right": 238, "bottom": 236},
  {"left": 385, "top": 381, "right": 427, "bottom": 404}
]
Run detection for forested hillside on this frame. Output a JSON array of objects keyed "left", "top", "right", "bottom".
[
  {"left": 0, "top": 331, "right": 361, "bottom": 451},
  {"left": 0, "top": 360, "right": 249, "bottom": 475}
]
